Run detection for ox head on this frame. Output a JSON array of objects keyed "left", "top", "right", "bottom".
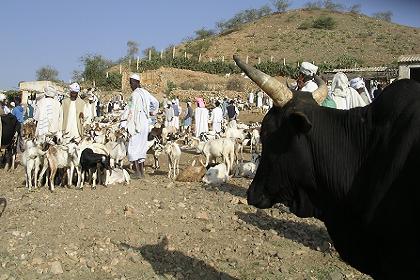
[{"left": 234, "top": 55, "right": 327, "bottom": 218}]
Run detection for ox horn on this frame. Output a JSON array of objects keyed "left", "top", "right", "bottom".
[
  {"left": 312, "top": 75, "right": 328, "bottom": 105},
  {"left": 233, "top": 55, "right": 293, "bottom": 107}
]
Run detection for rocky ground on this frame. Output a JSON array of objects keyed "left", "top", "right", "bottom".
[{"left": 0, "top": 111, "right": 371, "bottom": 280}]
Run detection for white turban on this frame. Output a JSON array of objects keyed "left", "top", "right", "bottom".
[
  {"left": 349, "top": 77, "right": 365, "bottom": 90},
  {"left": 300, "top": 62, "right": 318, "bottom": 76},
  {"left": 44, "top": 86, "right": 57, "bottom": 97},
  {"left": 69, "top": 82, "right": 80, "bottom": 93},
  {"left": 0, "top": 93, "right": 6, "bottom": 101},
  {"left": 129, "top": 73, "right": 141, "bottom": 81}
]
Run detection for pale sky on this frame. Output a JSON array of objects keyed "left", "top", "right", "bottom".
[{"left": 0, "top": 0, "right": 418, "bottom": 89}]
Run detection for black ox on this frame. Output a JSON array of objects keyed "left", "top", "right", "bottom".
[
  {"left": 234, "top": 55, "right": 420, "bottom": 279},
  {"left": 1, "top": 113, "right": 21, "bottom": 169}
]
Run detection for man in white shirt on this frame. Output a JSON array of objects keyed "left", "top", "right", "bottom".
[
  {"left": 210, "top": 101, "right": 223, "bottom": 133},
  {"left": 33, "top": 86, "right": 62, "bottom": 140},
  {"left": 296, "top": 61, "right": 319, "bottom": 93}
]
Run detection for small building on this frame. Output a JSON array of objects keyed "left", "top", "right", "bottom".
[
  {"left": 398, "top": 54, "right": 420, "bottom": 82},
  {"left": 18, "top": 81, "right": 65, "bottom": 104}
]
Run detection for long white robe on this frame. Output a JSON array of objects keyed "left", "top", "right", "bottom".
[
  {"left": 194, "top": 107, "right": 209, "bottom": 137},
  {"left": 33, "top": 97, "right": 62, "bottom": 138},
  {"left": 256, "top": 92, "right": 264, "bottom": 108},
  {"left": 211, "top": 107, "right": 223, "bottom": 133},
  {"left": 65, "top": 102, "right": 81, "bottom": 140},
  {"left": 83, "top": 102, "right": 96, "bottom": 124},
  {"left": 248, "top": 92, "right": 254, "bottom": 105},
  {"left": 301, "top": 80, "right": 318, "bottom": 93},
  {"left": 330, "top": 73, "right": 367, "bottom": 110},
  {"left": 127, "top": 88, "right": 159, "bottom": 162}
]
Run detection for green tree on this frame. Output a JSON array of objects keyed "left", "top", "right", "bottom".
[
  {"left": 271, "top": 0, "right": 291, "bottom": 13},
  {"left": 36, "top": 65, "right": 59, "bottom": 81},
  {"left": 80, "top": 54, "right": 121, "bottom": 90},
  {"left": 126, "top": 40, "right": 139, "bottom": 58},
  {"left": 304, "top": 0, "right": 323, "bottom": 10},
  {"left": 312, "top": 16, "right": 336, "bottom": 29},
  {"left": 143, "top": 46, "right": 160, "bottom": 59},
  {"left": 372, "top": 11, "right": 393, "bottom": 22},
  {"left": 348, "top": 3, "right": 361, "bottom": 14},
  {"left": 322, "top": 0, "right": 344, "bottom": 11},
  {"left": 194, "top": 28, "right": 215, "bottom": 40}
]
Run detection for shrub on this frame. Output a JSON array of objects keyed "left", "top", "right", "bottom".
[
  {"left": 226, "top": 77, "right": 245, "bottom": 91},
  {"left": 165, "top": 81, "right": 177, "bottom": 95},
  {"left": 179, "top": 80, "right": 209, "bottom": 91},
  {"left": 298, "top": 21, "right": 312, "bottom": 30},
  {"left": 312, "top": 16, "right": 336, "bottom": 29}
]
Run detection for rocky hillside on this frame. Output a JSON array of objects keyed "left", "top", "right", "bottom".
[{"left": 179, "top": 9, "right": 420, "bottom": 66}]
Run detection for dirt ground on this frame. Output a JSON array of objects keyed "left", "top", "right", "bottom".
[{"left": 0, "top": 110, "right": 371, "bottom": 280}]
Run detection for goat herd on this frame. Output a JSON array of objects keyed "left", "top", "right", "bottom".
[{"left": 13, "top": 110, "right": 262, "bottom": 193}]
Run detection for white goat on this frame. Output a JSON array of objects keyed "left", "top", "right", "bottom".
[
  {"left": 21, "top": 139, "right": 46, "bottom": 191},
  {"left": 164, "top": 142, "right": 182, "bottom": 179},
  {"left": 202, "top": 163, "right": 229, "bottom": 186},
  {"left": 196, "top": 138, "right": 235, "bottom": 174}
]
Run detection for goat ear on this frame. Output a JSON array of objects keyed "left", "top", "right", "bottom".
[{"left": 289, "top": 111, "right": 312, "bottom": 134}]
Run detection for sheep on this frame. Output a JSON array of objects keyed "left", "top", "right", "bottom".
[
  {"left": 164, "top": 142, "right": 181, "bottom": 179},
  {"left": 176, "top": 158, "right": 206, "bottom": 182},
  {"left": 21, "top": 139, "right": 46, "bottom": 191},
  {"left": 104, "top": 167, "right": 130, "bottom": 185},
  {"left": 202, "top": 163, "right": 229, "bottom": 186},
  {"left": 196, "top": 138, "right": 235, "bottom": 174},
  {"left": 233, "top": 152, "right": 260, "bottom": 179}
]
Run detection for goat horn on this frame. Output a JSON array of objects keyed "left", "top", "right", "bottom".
[
  {"left": 234, "top": 55, "right": 293, "bottom": 107},
  {"left": 312, "top": 75, "right": 328, "bottom": 105}
]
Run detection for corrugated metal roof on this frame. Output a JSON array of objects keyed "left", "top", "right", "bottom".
[
  {"left": 329, "top": 67, "right": 389, "bottom": 73},
  {"left": 398, "top": 54, "right": 420, "bottom": 63}
]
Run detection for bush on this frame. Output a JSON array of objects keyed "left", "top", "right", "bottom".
[
  {"left": 226, "top": 77, "right": 245, "bottom": 91},
  {"left": 179, "top": 80, "right": 209, "bottom": 91},
  {"left": 312, "top": 16, "right": 336, "bottom": 29},
  {"left": 165, "top": 81, "right": 177, "bottom": 95},
  {"left": 298, "top": 21, "right": 312, "bottom": 30}
]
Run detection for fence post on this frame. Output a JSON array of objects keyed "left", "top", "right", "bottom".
[
  {"left": 258, "top": 57, "right": 261, "bottom": 64},
  {"left": 297, "top": 61, "right": 300, "bottom": 67},
  {"left": 119, "top": 64, "right": 122, "bottom": 74},
  {"left": 93, "top": 80, "right": 96, "bottom": 87},
  {"left": 283, "top": 58, "right": 286, "bottom": 66},
  {"left": 106, "top": 72, "right": 109, "bottom": 78},
  {"left": 160, "top": 50, "right": 163, "bottom": 59},
  {"left": 222, "top": 56, "right": 225, "bottom": 62},
  {"left": 136, "top": 56, "right": 139, "bottom": 70},
  {"left": 128, "top": 59, "right": 131, "bottom": 68},
  {"left": 198, "top": 53, "right": 202, "bottom": 62},
  {"left": 270, "top": 56, "right": 274, "bottom": 62},
  {"left": 210, "top": 57, "right": 213, "bottom": 62},
  {"left": 246, "top": 56, "right": 249, "bottom": 64},
  {"left": 172, "top": 46, "right": 176, "bottom": 59},
  {"left": 184, "top": 51, "right": 187, "bottom": 59},
  {"left": 148, "top": 49, "right": 152, "bottom": 61}
]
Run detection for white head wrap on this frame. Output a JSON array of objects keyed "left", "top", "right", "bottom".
[
  {"left": 300, "top": 62, "right": 318, "bottom": 76},
  {"left": 44, "top": 86, "right": 57, "bottom": 97},
  {"left": 349, "top": 77, "right": 365, "bottom": 90},
  {"left": 10, "top": 102, "right": 15, "bottom": 107},
  {"left": 129, "top": 73, "right": 141, "bottom": 81},
  {"left": 69, "top": 82, "right": 80, "bottom": 93},
  {"left": 0, "top": 93, "right": 6, "bottom": 101}
]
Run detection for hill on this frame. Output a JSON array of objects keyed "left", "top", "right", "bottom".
[{"left": 178, "top": 9, "right": 420, "bottom": 67}]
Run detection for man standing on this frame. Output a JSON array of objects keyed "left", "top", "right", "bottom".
[
  {"left": 350, "top": 77, "right": 372, "bottom": 105},
  {"left": 183, "top": 101, "right": 193, "bottom": 133},
  {"left": 226, "top": 100, "right": 238, "bottom": 123},
  {"left": 194, "top": 97, "right": 209, "bottom": 138},
  {"left": 330, "top": 72, "right": 366, "bottom": 110},
  {"left": 126, "top": 73, "right": 159, "bottom": 179},
  {"left": 210, "top": 101, "right": 223, "bottom": 133},
  {"left": 248, "top": 91, "right": 254, "bottom": 107},
  {"left": 296, "top": 62, "right": 319, "bottom": 92},
  {"left": 60, "top": 82, "right": 86, "bottom": 140},
  {"left": 34, "top": 86, "right": 62, "bottom": 140},
  {"left": 11, "top": 96, "right": 25, "bottom": 124},
  {"left": 84, "top": 94, "right": 97, "bottom": 124}
]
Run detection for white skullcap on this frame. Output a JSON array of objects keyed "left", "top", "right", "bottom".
[
  {"left": 87, "top": 94, "right": 94, "bottom": 101},
  {"left": 0, "top": 93, "right": 6, "bottom": 101},
  {"left": 69, "top": 82, "right": 80, "bottom": 93},
  {"left": 10, "top": 102, "right": 15, "bottom": 107},
  {"left": 300, "top": 62, "right": 318, "bottom": 76},
  {"left": 349, "top": 77, "right": 365, "bottom": 90},
  {"left": 44, "top": 86, "right": 57, "bottom": 97},
  {"left": 129, "top": 73, "right": 141, "bottom": 81}
]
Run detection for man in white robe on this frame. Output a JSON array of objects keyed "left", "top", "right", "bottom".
[
  {"left": 248, "top": 91, "right": 255, "bottom": 107},
  {"left": 296, "top": 61, "right": 319, "bottom": 93},
  {"left": 210, "top": 101, "right": 223, "bottom": 133},
  {"left": 60, "top": 83, "right": 86, "bottom": 141},
  {"left": 331, "top": 72, "right": 366, "bottom": 110},
  {"left": 256, "top": 91, "right": 263, "bottom": 108},
  {"left": 33, "top": 86, "right": 62, "bottom": 140},
  {"left": 194, "top": 98, "right": 209, "bottom": 138},
  {"left": 83, "top": 94, "right": 97, "bottom": 124},
  {"left": 127, "top": 73, "right": 159, "bottom": 179},
  {"left": 350, "top": 77, "right": 372, "bottom": 105}
]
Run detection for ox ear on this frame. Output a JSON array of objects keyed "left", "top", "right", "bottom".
[{"left": 289, "top": 111, "right": 312, "bottom": 134}]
